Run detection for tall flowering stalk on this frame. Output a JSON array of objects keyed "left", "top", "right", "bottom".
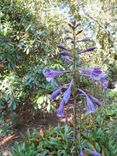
[
  {"left": 43, "top": 19, "right": 107, "bottom": 155},
  {"left": 72, "top": 21, "right": 78, "bottom": 153}
]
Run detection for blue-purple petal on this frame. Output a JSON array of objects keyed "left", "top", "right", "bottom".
[
  {"left": 79, "top": 67, "right": 101, "bottom": 75},
  {"left": 78, "top": 88, "right": 95, "bottom": 113},
  {"left": 60, "top": 51, "right": 72, "bottom": 62},
  {"left": 79, "top": 146, "right": 84, "bottom": 156},
  {"left": 50, "top": 87, "right": 62, "bottom": 100},
  {"left": 58, "top": 44, "right": 67, "bottom": 50},
  {"left": 57, "top": 99, "right": 65, "bottom": 117},
  {"left": 88, "top": 94, "right": 102, "bottom": 106},
  {"left": 92, "top": 67, "right": 102, "bottom": 75},
  {"left": 43, "top": 67, "right": 69, "bottom": 81},
  {"left": 79, "top": 67, "right": 108, "bottom": 86},
  {"left": 101, "top": 79, "right": 108, "bottom": 91},
  {"left": 79, "top": 46, "right": 96, "bottom": 54},
  {"left": 86, "top": 96, "right": 95, "bottom": 113},
  {"left": 77, "top": 38, "right": 89, "bottom": 42},
  {"left": 84, "top": 148, "right": 102, "bottom": 156},
  {"left": 63, "top": 80, "right": 73, "bottom": 104},
  {"left": 60, "top": 51, "right": 70, "bottom": 56}
]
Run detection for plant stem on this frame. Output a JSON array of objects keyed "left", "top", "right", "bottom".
[
  {"left": 72, "top": 27, "right": 82, "bottom": 155},
  {"left": 72, "top": 29, "right": 78, "bottom": 155}
]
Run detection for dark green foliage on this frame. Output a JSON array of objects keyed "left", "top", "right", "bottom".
[
  {"left": 11, "top": 103, "right": 117, "bottom": 155},
  {"left": 0, "top": 112, "right": 12, "bottom": 136},
  {"left": 12, "top": 125, "right": 74, "bottom": 156},
  {"left": 82, "top": 103, "right": 117, "bottom": 156},
  {"left": 0, "top": 0, "right": 59, "bottom": 114}
]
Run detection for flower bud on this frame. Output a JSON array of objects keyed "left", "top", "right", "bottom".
[
  {"left": 68, "top": 23, "right": 74, "bottom": 29},
  {"left": 79, "top": 46, "right": 96, "bottom": 54},
  {"left": 64, "top": 29, "right": 71, "bottom": 33},
  {"left": 76, "top": 30, "right": 83, "bottom": 35},
  {"left": 75, "top": 23, "right": 81, "bottom": 29},
  {"left": 70, "top": 18, "right": 76, "bottom": 26},
  {"left": 77, "top": 38, "right": 89, "bottom": 42},
  {"left": 58, "top": 44, "right": 67, "bottom": 50}
]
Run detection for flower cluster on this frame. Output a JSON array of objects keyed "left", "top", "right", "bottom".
[
  {"left": 43, "top": 19, "right": 108, "bottom": 116},
  {"left": 43, "top": 65, "right": 107, "bottom": 116}
]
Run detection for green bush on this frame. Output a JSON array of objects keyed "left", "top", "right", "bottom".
[{"left": 0, "top": 0, "right": 62, "bottom": 114}]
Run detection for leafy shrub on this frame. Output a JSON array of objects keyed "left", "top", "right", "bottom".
[
  {"left": 0, "top": 73, "right": 25, "bottom": 110},
  {"left": 0, "top": 0, "right": 67, "bottom": 116}
]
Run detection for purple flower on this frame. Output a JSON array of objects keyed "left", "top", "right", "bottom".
[
  {"left": 57, "top": 99, "right": 65, "bottom": 117},
  {"left": 80, "top": 147, "right": 102, "bottom": 156},
  {"left": 56, "top": 80, "right": 73, "bottom": 117},
  {"left": 78, "top": 88, "right": 95, "bottom": 113},
  {"left": 88, "top": 94, "right": 102, "bottom": 106},
  {"left": 79, "top": 146, "right": 84, "bottom": 156},
  {"left": 99, "top": 75, "right": 108, "bottom": 91},
  {"left": 50, "top": 84, "right": 69, "bottom": 100},
  {"left": 93, "top": 67, "right": 102, "bottom": 75},
  {"left": 85, "top": 96, "right": 95, "bottom": 113},
  {"left": 84, "top": 148, "right": 102, "bottom": 156},
  {"left": 63, "top": 80, "right": 73, "bottom": 104},
  {"left": 64, "top": 29, "right": 71, "bottom": 33},
  {"left": 79, "top": 46, "right": 96, "bottom": 54},
  {"left": 79, "top": 67, "right": 107, "bottom": 82},
  {"left": 60, "top": 51, "right": 69, "bottom": 56},
  {"left": 75, "top": 22, "right": 81, "bottom": 29},
  {"left": 79, "top": 67, "right": 101, "bottom": 74},
  {"left": 77, "top": 38, "right": 89, "bottom": 42},
  {"left": 43, "top": 67, "right": 69, "bottom": 82},
  {"left": 60, "top": 51, "right": 72, "bottom": 62},
  {"left": 79, "top": 67, "right": 108, "bottom": 90},
  {"left": 50, "top": 87, "right": 63, "bottom": 100},
  {"left": 58, "top": 44, "right": 67, "bottom": 50}
]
